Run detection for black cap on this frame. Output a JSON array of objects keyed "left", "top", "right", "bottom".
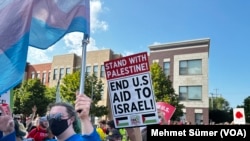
[
  {"left": 107, "top": 120, "right": 115, "bottom": 128},
  {"left": 107, "top": 129, "right": 122, "bottom": 140}
]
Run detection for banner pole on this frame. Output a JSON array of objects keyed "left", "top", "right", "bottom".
[{"left": 79, "top": 34, "right": 89, "bottom": 95}]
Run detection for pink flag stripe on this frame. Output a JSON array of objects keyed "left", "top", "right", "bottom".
[
  {"left": 32, "top": 0, "right": 89, "bottom": 29},
  {"left": 0, "top": 0, "right": 33, "bottom": 53}
]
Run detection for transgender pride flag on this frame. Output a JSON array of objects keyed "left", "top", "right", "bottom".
[{"left": 0, "top": 0, "right": 90, "bottom": 95}]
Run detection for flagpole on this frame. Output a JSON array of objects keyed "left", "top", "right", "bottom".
[{"left": 79, "top": 34, "right": 89, "bottom": 95}]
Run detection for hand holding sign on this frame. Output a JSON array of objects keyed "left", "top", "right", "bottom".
[{"left": 105, "top": 52, "right": 159, "bottom": 128}]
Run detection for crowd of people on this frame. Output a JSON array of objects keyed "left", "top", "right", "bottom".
[
  {"left": 95, "top": 119, "right": 129, "bottom": 141},
  {"left": 2, "top": 91, "right": 237, "bottom": 141},
  {"left": 0, "top": 92, "right": 101, "bottom": 141}
]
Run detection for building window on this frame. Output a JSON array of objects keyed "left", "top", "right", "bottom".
[
  {"left": 37, "top": 73, "right": 40, "bottom": 79},
  {"left": 195, "top": 113, "right": 203, "bottom": 125},
  {"left": 179, "top": 59, "right": 202, "bottom": 75},
  {"left": 86, "top": 66, "right": 91, "bottom": 76},
  {"left": 53, "top": 69, "right": 58, "bottom": 80},
  {"left": 180, "top": 113, "right": 186, "bottom": 124},
  {"left": 93, "top": 65, "right": 98, "bottom": 76},
  {"left": 179, "top": 86, "right": 202, "bottom": 101},
  {"left": 48, "top": 72, "right": 51, "bottom": 82},
  {"left": 42, "top": 72, "right": 46, "bottom": 84},
  {"left": 100, "top": 65, "right": 105, "bottom": 77},
  {"left": 59, "top": 68, "right": 64, "bottom": 79},
  {"left": 66, "top": 68, "right": 71, "bottom": 75},
  {"left": 31, "top": 72, "right": 35, "bottom": 79},
  {"left": 163, "top": 62, "right": 170, "bottom": 76}
]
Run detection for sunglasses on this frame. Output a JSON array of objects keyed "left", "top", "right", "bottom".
[
  {"left": 47, "top": 113, "right": 63, "bottom": 121},
  {"left": 47, "top": 113, "right": 72, "bottom": 121},
  {"left": 15, "top": 118, "right": 21, "bottom": 120}
]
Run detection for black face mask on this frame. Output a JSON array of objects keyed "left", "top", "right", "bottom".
[{"left": 49, "top": 118, "right": 69, "bottom": 136}]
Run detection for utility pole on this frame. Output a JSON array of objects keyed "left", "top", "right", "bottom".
[
  {"left": 210, "top": 93, "right": 214, "bottom": 109},
  {"left": 210, "top": 88, "right": 222, "bottom": 110}
]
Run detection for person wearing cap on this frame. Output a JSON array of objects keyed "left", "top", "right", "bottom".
[
  {"left": 27, "top": 116, "right": 50, "bottom": 141},
  {"left": 107, "top": 129, "right": 122, "bottom": 141}
]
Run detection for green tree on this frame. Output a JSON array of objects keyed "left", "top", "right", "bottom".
[
  {"left": 209, "top": 96, "right": 232, "bottom": 123},
  {"left": 45, "top": 87, "right": 57, "bottom": 104},
  {"left": 210, "top": 96, "right": 230, "bottom": 111},
  {"left": 237, "top": 96, "right": 250, "bottom": 123},
  {"left": 150, "top": 62, "right": 184, "bottom": 120},
  {"left": 60, "top": 71, "right": 108, "bottom": 117},
  {"left": 209, "top": 109, "right": 233, "bottom": 123},
  {"left": 13, "top": 79, "right": 53, "bottom": 116}
]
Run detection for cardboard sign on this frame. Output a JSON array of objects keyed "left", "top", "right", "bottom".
[
  {"left": 0, "top": 91, "right": 10, "bottom": 115},
  {"left": 105, "top": 52, "right": 159, "bottom": 128},
  {"left": 233, "top": 108, "right": 246, "bottom": 125},
  {"left": 156, "top": 102, "right": 176, "bottom": 122},
  {"left": 1, "top": 103, "right": 10, "bottom": 115}
]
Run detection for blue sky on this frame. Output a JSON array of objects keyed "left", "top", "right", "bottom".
[{"left": 27, "top": 0, "right": 250, "bottom": 108}]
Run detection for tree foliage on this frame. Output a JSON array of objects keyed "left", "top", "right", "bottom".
[
  {"left": 209, "top": 109, "right": 233, "bottom": 123},
  {"left": 150, "top": 62, "right": 184, "bottom": 120},
  {"left": 237, "top": 96, "right": 250, "bottom": 123},
  {"left": 60, "top": 71, "right": 108, "bottom": 117},
  {"left": 209, "top": 96, "right": 230, "bottom": 111},
  {"left": 13, "top": 79, "right": 54, "bottom": 116}
]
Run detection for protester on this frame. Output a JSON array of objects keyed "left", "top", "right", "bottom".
[
  {"left": 0, "top": 104, "right": 15, "bottom": 141},
  {"left": 14, "top": 114, "right": 27, "bottom": 138},
  {"left": 46, "top": 92, "right": 100, "bottom": 141},
  {"left": 96, "top": 127, "right": 106, "bottom": 141},
  {"left": 27, "top": 116, "right": 50, "bottom": 141},
  {"left": 1, "top": 92, "right": 100, "bottom": 141},
  {"left": 26, "top": 106, "right": 38, "bottom": 132},
  {"left": 14, "top": 119, "right": 27, "bottom": 141},
  {"left": 106, "top": 129, "right": 122, "bottom": 141},
  {"left": 106, "top": 120, "right": 129, "bottom": 141},
  {"left": 98, "top": 120, "right": 108, "bottom": 134},
  {"left": 96, "top": 120, "right": 108, "bottom": 140}
]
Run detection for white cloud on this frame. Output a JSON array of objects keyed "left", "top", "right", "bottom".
[
  {"left": 90, "top": 0, "right": 108, "bottom": 33},
  {"left": 64, "top": 32, "right": 99, "bottom": 56},
  {"left": 27, "top": 46, "right": 54, "bottom": 64}
]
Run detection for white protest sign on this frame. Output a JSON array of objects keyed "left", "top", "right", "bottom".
[
  {"left": 0, "top": 90, "right": 11, "bottom": 115},
  {"left": 233, "top": 108, "right": 246, "bottom": 125},
  {"left": 104, "top": 52, "right": 159, "bottom": 128}
]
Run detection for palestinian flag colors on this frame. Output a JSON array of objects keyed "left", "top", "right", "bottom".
[
  {"left": 142, "top": 113, "right": 158, "bottom": 124},
  {"left": 115, "top": 117, "right": 129, "bottom": 127}
]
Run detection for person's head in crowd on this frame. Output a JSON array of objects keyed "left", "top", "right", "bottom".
[
  {"left": 98, "top": 119, "right": 108, "bottom": 134},
  {"left": 39, "top": 116, "right": 49, "bottom": 129},
  {"left": 107, "top": 129, "right": 122, "bottom": 141},
  {"left": 14, "top": 119, "right": 26, "bottom": 140},
  {"left": 47, "top": 102, "right": 79, "bottom": 137},
  {"left": 14, "top": 114, "right": 22, "bottom": 122},
  {"left": 99, "top": 120, "right": 106, "bottom": 128},
  {"left": 157, "top": 109, "right": 168, "bottom": 125},
  {"left": 107, "top": 120, "right": 115, "bottom": 131}
]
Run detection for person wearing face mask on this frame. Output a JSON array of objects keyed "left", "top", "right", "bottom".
[{"left": 46, "top": 93, "right": 100, "bottom": 141}]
